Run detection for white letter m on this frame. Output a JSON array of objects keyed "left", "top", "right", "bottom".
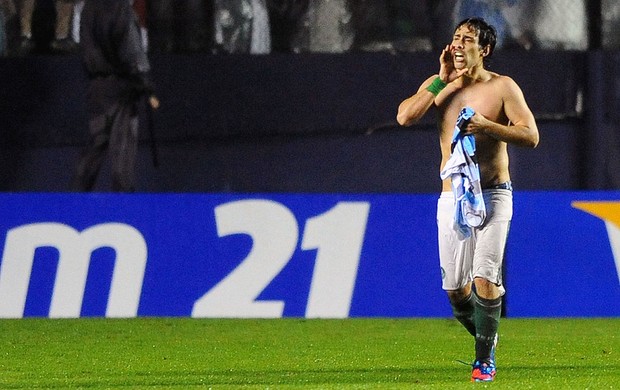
[{"left": 0, "top": 223, "right": 147, "bottom": 318}]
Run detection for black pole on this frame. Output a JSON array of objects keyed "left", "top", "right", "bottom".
[{"left": 144, "top": 96, "right": 159, "bottom": 168}]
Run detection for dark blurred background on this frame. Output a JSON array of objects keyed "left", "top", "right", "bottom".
[{"left": 0, "top": 0, "right": 618, "bottom": 193}]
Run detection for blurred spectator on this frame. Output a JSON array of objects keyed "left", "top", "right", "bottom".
[
  {"left": 603, "top": 0, "right": 620, "bottom": 49},
  {"left": 350, "top": 0, "right": 432, "bottom": 52},
  {"left": 529, "top": 0, "right": 587, "bottom": 50},
  {"left": 0, "top": 0, "right": 16, "bottom": 55},
  {"left": 292, "top": 0, "right": 353, "bottom": 53},
  {"left": 266, "top": 0, "right": 307, "bottom": 52},
  {"left": 50, "top": 0, "right": 77, "bottom": 52},
  {"left": 448, "top": 0, "right": 587, "bottom": 51},
  {"left": 16, "top": 0, "right": 78, "bottom": 55},
  {"left": 490, "top": 0, "right": 587, "bottom": 51},
  {"left": 498, "top": 0, "right": 536, "bottom": 49},
  {"left": 213, "top": 0, "right": 271, "bottom": 54},
  {"left": 15, "top": 0, "right": 34, "bottom": 54},
  {"left": 147, "top": 0, "right": 212, "bottom": 53},
  {"left": 70, "top": 0, "right": 81, "bottom": 42},
  {"left": 249, "top": 0, "right": 270, "bottom": 53}
]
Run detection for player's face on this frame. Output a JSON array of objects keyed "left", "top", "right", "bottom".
[{"left": 451, "top": 25, "right": 484, "bottom": 70}]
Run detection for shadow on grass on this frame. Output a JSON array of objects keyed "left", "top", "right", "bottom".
[{"left": 141, "top": 366, "right": 468, "bottom": 386}]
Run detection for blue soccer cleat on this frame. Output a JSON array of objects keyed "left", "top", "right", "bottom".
[
  {"left": 471, "top": 359, "right": 496, "bottom": 382},
  {"left": 471, "top": 333, "right": 498, "bottom": 382}
]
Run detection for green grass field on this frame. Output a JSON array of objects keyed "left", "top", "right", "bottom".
[{"left": 0, "top": 317, "right": 617, "bottom": 389}]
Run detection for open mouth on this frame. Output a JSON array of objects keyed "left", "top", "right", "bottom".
[{"left": 453, "top": 52, "right": 465, "bottom": 62}]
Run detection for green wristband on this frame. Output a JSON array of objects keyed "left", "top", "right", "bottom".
[{"left": 426, "top": 77, "right": 447, "bottom": 96}]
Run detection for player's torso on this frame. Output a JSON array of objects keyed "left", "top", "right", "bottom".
[{"left": 436, "top": 76, "right": 511, "bottom": 190}]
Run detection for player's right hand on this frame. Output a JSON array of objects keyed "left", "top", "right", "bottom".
[{"left": 439, "top": 45, "right": 468, "bottom": 84}]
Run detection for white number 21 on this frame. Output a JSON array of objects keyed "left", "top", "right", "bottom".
[{"left": 192, "top": 200, "right": 370, "bottom": 318}]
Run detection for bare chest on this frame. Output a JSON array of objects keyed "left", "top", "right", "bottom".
[{"left": 439, "top": 84, "right": 506, "bottom": 124}]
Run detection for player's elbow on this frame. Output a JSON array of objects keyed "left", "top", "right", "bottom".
[
  {"left": 526, "top": 130, "right": 540, "bottom": 148},
  {"left": 516, "top": 124, "right": 539, "bottom": 148},
  {"left": 396, "top": 114, "right": 408, "bottom": 126},
  {"left": 396, "top": 111, "right": 417, "bottom": 127}
]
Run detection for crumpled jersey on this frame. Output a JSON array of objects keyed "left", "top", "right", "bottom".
[{"left": 440, "top": 106, "right": 486, "bottom": 238}]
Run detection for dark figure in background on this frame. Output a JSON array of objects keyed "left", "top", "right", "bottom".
[
  {"left": 71, "top": 0, "right": 159, "bottom": 192},
  {"left": 350, "top": 0, "right": 432, "bottom": 52},
  {"left": 266, "top": 0, "right": 307, "bottom": 52},
  {"left": 0, "top": 0, "right": 16, "bottom": 55},
  {"left": 147, "top": 0, "right": 213, "bottom": 53},
  {"left": 17, "top": 0, "right": 78, "bottom": 55}
]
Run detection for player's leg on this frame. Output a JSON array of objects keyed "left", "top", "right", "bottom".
[
  {"left": 71, "top": 113, "right": 110, "bottom": 191},
  {"left": 447, "top": 284, "right": 475, "bottom": 336},
  {"left": 108, "top": 101, "right": 139, "bottom": 192},
  {"left": 470, "top": 279, "right": 501, "bottom": 381},
  {"left": 437, "top": 192, "right": 476, "bottom": 336},
  {"left": 470, "top": 189, "right": 512, "bottom": 381}
]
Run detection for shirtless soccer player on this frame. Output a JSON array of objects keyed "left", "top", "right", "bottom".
[{"left": 396, "top": 17, "right": 539, "bottom": 382}]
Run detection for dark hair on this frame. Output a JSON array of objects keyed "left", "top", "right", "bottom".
[{"left": 455, "top": 17, "right": 497, "bottom": 66}]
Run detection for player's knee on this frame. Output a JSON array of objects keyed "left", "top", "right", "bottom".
[
  {"left": 446, "top": 287, "right": 471, "bottom": 304},
  {"left": 473, "top": 277, "right": 501, "bottom": 299}
]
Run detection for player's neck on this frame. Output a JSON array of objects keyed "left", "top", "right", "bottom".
[{"left": 462, "top": 66, "right": 491, "bottom": 85}]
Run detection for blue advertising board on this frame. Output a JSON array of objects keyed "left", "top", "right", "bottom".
[
  {"left": 0, "top": 191, "right": 618, "bottom": 318},
  {"left": 507, "top": 191, "right": 620, "bottom": 317}
]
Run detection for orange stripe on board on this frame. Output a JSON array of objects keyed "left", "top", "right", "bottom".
[{"left": 571, "top": 201, "right": 620, "bottom": 228}]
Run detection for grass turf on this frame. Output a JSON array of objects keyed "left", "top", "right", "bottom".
[{"left": 0, "top": 317, "right": 617, "bottom": 389}]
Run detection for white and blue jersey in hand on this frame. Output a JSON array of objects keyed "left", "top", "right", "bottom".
[{"left": 440, "top": 107, "right": 486, "bottom": 238}]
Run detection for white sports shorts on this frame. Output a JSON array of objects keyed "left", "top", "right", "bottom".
[{"left": 437, "top": 188, "right": 513, "bottom": 294}]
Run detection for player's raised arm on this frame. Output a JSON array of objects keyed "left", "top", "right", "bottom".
[
  {"left": 396, "top": 75, "right": 441, "bottom": 127},
  {"left": 396, "top": 45, "right": 469, "bottom": 127}
]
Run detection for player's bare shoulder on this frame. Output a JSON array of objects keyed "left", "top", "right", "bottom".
[
  {"left": 492, "top": 74, "right": 524, "bottom": 96},
  {"left": 479, "top": 73, "right": 526, "bottom": 109},
  {"left": 483, "top": 72, "right": 510, "bottom": 89}
]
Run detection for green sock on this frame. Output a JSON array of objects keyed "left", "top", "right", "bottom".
[
  {"left": 474, "top": 294, "right": 502, "bottom": 362},
  {"left": 450, "top": 293, "right": 476, "bottom": 337}
]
